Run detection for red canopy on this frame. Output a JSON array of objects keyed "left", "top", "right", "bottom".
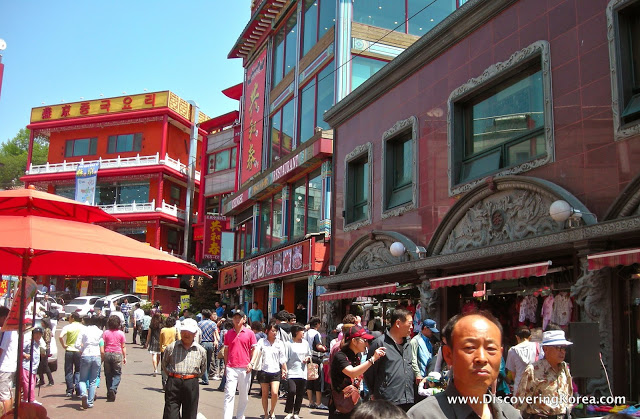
[
  {"left": 318, "top": 284, "right": 397, "bottom": 301},
  {"left": 429, "top": 261, "right": 552, "bottom": 289},
  {"left": 587, "top": 248, "right": 640, "bottom": 271}
]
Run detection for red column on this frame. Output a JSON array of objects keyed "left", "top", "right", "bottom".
[
  {"left": 157, "top": 172, "right": 164, "bottom": 208},
  {"left": 26, "top": 129, "right": 35, "bottom": 172},
  {"left": 160, "top": 115, "right": 168, "bottom": 159}
]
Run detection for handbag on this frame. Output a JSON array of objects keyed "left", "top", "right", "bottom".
[
  {"left": 307, "top": 361, "right": 319, "bottom": 380},
  {"left": 331, "top": 384, "right": 360, "bottom": 414},
  {"left": 253, "top": 346, "right": 264, "bottom": 371}
]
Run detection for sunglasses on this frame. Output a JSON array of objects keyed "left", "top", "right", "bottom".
[{"left": 550, "top": 345, "right": 567, "bottom": 351}]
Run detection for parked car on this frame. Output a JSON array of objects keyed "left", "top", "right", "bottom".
[
  {"left": 93, "top": 294, "right": 146, "bottom": 317},
  {"left": 63, "top": 296, "right": 102, "bottom": 317},
  {"left": 30, "top": 319, "right": 58, "bottom": 372}
]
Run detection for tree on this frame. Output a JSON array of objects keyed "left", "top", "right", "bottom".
[
  {"left": 188, "top": 273, "right": 219, "bottom": 313},
  {"left": 0, "top": 128, "right": 49, "bottom": 189}
]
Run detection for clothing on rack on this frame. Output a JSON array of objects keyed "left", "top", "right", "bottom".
[
  {"left": 541, "top": 295, "right": 554, "bottom": 330},
  {"left": 551, "top": 292, "right": 572, "bottom": 326},
  {"left": 518, "top": 295, "right": 538, "bottom": 324}
]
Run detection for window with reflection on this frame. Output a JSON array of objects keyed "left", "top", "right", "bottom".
[
  {"left": 384, "top": 130, "right": 413, "bottom": 209},
  {"left": 306, "top": 169, "right": 322, "bottom": 234},
  {"left": 273, "top": 13, "right": 298, "bottom": 87},
  {"left": 272, "top": 191, "right": 284, "bottom": 246},
  {"left": 107, "top": 133, "right": 142, "bottom": 153},
  {"left": 352, "top": 56, "right": 388, "bottom": 91},
  {"left": 299, "top": 62, "right": 334, "bottom": 143},
  {"left": 408, "top": 0, "right": 457, "bottom": 36},
  {"left": 259, "top": 200, "right": 272, "bottom": 252},
  {"left": 353, "top": 0, "right": 457, "bottom": 36},
  {"left": 94, "top": 182, "right": 150, "bottom": 206},
  {"left": 207, "top": 147, "right": 237, "bottom": 174},
  {"left": 65, "top": 137, "right": 97, "bottom": 157},
  {"left": 345, "top": 155, "right": 369, "bottom": 224},
  {"left": 235, "top": 214, "right": 254, "bottom": 259},
  {"left": 269, "top": 99, "right": 295, "bottom": 166},
  {"left": 302, "top": 0, "right": 336, "bottom": 57},
  {"left": 291, "top": 178, "right": 307, "bottom": 239}
]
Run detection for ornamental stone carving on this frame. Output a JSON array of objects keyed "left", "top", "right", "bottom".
[
  {"left": 441, "top": 189, "right": 561, "bottom": 255},
  {"left": 571, "top": 259, "right": 613, "bottom": 397},
  {"left": 419, "top": 279, "right": 440, "bottom": 327},
  {"left": 346, "top": 241, "right": 404, "bottom": 273}
]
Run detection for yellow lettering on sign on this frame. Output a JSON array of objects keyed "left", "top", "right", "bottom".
[{"left": 30, "top": 91, "right": 171, "bottom": 123}]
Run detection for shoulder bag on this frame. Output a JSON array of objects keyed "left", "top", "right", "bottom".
[
  {"left": 331, "top": 382, "right": 360, "bottom": 414},
  {"left": 307, "top": 361, "right": 319, "bottom": 380}
]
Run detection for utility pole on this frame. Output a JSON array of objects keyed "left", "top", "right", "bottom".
[{"left": 183, "top": 101, "right": 199, "bottom": 261}]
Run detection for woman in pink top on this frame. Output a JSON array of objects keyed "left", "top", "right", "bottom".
[{"left": 101, "top": 315, "right": 127, "bottom": 402}]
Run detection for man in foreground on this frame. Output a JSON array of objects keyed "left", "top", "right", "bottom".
[
  {"left": 59, "top": 312, "right": 84, "bottom": 398},
  {"left": 408, "top": 311, "right": 521, "bottom": 419},
  {"left": 222, "top": 310, "right": 256, "bottom": 419},
  {"left": 162, "top": 318, "right": 207, "bottom": 419}
]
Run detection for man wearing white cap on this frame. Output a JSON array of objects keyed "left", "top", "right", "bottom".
[
  {"left": 162, "top": 318, "right": 207, "bottom": 419},
  {"left": 514, "top": 330, "right": 573, "bottom": 419}
]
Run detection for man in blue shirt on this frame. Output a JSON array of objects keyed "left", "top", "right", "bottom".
[
  {"left": 247, "top": 302, "right": 263, "bottom": 325},
  {"left": 215, "top": 301, "right": 225, "bottom": 319},
  {"left": 410, "top": 319, "right": 438, "bottom": 401},
  {"left": 197, "top": 309, "right": 219, "bottom": 385}
]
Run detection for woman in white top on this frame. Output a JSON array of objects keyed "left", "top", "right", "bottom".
[
  {"left": 284, "top": 324, "right": 312, "bottom": 419},
  {"left": 76, "top": 316, "right": 104, "bottom": 409},
  {"left": 249, "top": 322, "right": 287, "bottom": 419}
]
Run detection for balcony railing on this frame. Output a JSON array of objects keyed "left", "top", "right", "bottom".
[
  {"left": 27, "top": 152, "right": 201, "bottom": 181},
  {"left": 98, "top": 199, "right": 196, "bottom": 221}
]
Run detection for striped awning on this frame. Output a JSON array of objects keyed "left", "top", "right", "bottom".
[
  {"left": 429, "top": 261, "right": 552, "bottom": 289},
  {"left": 587, "top": 248, "right": 640, "bottom": 271},
  {"left": 318, "top": 283, "right": 397, "bottom": 302}
]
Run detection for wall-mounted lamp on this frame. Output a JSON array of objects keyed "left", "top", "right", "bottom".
[
  {"left": 549, "top": 200, "right": 595, "bottom": 228},
  {"left": 390, "top": 242, "right": 428, "bottom": 259}
]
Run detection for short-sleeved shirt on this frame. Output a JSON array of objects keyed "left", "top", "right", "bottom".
[
  {"left": 162, "top": 340, "right": 207, "bottom": 376},
  {"left": 215, "top": 307, "right": 225, "bottom": 318},
  {"left": 160, "top": 327, "right": 180, "bottom": 353},
  {"left": 103, "top": 329, "right": 125, "bottom": 353},
  {"left": 198, "top": 319, "right": 217, "bottom": 342},
  {"left": 286, "top": 340, "right": 312, "bottom": 379},
  {"left": 505, "top": 340, "right": 537, "bottom": 391},
  {"left": 248, "top": 309, "right": 263, "bottom": 324},
  {"left": 0, "top": 331, "right": 19, "bottom": 373},
  {"left": 76, "top": 325, "right": 103, "bottom": 358},
  {"left": 224, "top": 327, "right": 257, "bottom": 368},
  {"left": 256, "top": 337, "right": 287, "bottom": 374},
  {"left": 59, "top": 322, "right": 84, "bottom": 352},
  {"left": 330, "top": 347, "right": 360, "bottom": 392},
  {"left": 142, "top": 315, "right": 151, "bottom": 330},
  {"left": 23, "top": 341, "right": 40, "bottom": 373}
]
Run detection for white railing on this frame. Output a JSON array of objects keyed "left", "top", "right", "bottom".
[
  {"left": 98, "top": 200, "right": 156, "bottom": 214},
  {"left": 28, "top": 152, "right": 201, "bottom": 180},
  {"left": 157, "top": 200, "right": 186, "bottom": 220}
]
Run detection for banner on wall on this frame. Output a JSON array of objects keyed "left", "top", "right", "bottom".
[
  {"left": 240, "top": 48, "right": 267, "bottom": 186},
  {"left": 135, "top": 276, "right": 149, "bottom": 294},
  {"left": 75, "top": 162, "right": 100, "bottom": 205},
  {"left": 203, "top": 215, "right": 227, "bottom": 260},
  {"left": 219, "top": 264, "right": 243, "bottom": 291},
  {"left": 79, "top": 280, "right": 89, "bottom": 297},
  {"left": 180, "top": 295, "right": 190, "bottom": 312}
]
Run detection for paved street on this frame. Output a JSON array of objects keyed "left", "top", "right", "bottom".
[{"left": 34, "top": 321, "right": 327, "bottom": 419}]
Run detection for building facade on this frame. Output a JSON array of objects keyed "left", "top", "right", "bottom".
[
  {"left": 221, "top": 0, "right": 470, "bottom": 320},
  {"left": 320, "top": 0, "right": 640, "bottom": 400},
  {"left": 22, "top": 91, "right": 207, "bottom": 309}
]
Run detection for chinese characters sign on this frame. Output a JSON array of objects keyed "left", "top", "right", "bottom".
[
  {"left": 240, "top": 48, "right": 267, "bottom": 186},
  {"left": 218, "top": 264, "right": 243, "bottom": 291},
  {"left": 203, "top": 215, "right": 227, "bottom": 260},
  {"left": 246, "top": 240, "right": 312, "bottom": 284},
  {"left": 30, "top": 91, "right": 170, "bottom": 123}
]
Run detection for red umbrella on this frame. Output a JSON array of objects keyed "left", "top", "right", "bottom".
[
  {"left": 0, "top": 188, "right": 118, "bottom": 223},
  {"left": 0, "top": 188, "right": 207, "bottom": 416}
]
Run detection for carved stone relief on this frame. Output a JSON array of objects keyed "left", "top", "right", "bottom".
[
  {"left": 346, "top": 241, "right": 405, "bottom": 273},
  {"left": 419, "top": 279, "right": 440, "bottom": 327},
  {"left": 441, "top": 189, "right": 562, "bottom": 255},
  {"left": 571, "top": 259, "right": 614, "bottom": 397}
]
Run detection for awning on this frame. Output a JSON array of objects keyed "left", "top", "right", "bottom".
[
  {"left": 429, "top": 261, "right": 552, "bottom": 289},
  {"left": 587, "top": 248, "right": 640, "bottom": 271},
  {"left": 318, "top": 283, "right": 397, "bottom": 302},
  {"left": 154, "top": 285, "right": 188, "bottom": 293}
]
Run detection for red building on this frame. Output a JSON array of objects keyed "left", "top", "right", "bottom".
[
  {"left": 22, "top": 91, "right": 208, "bottom": 310},
  {"left": 321, "top": 0, "right": 640, "bottom": 401}
]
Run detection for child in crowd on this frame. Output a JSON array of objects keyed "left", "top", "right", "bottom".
[
  {"left": 22, "top": 327, "right": 44, "bottom": 403},
  {"left": 417, "top": 371, "right": 445, "bottom": 398}
]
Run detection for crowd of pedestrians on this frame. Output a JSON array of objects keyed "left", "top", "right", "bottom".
[{"left": 0, "top": 297, "right": 584, "bottom": 419}]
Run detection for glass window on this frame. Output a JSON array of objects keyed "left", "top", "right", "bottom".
[
  {"left": 107, "top": 133, "right": 142, "bottom": 153},
  {"left": 618, "top": 1, "right": 640, "bottom": 124},
  {"left": 385, "top": 131, "right": 413, "bottom": 209},
  {"left": 65, "top": 138, "right": 97, "bottom": 157},
  {"left": 270, "top": 108, "right": 282, "bottom": 165},
  {"left": 284, "top": 14, "right": 298, "bottom": 77},
  {"left": 215, "top": 149, "right": 231, "bottom": 171},
  {"left": 97, "top": 185, "right": 117, "bottom": 205},
  {"left": 318, "top": 0, "right": 336, "bottom": 40},
  {"left": 352, "top": 56, "right": 388, "bottom": 91},
  {"left": 316, "top": 62, "right": 334, "bottom": 130},
  {"left": 259, "top": 199, "right": 272, "bottom": 251},
  {"left": 453, "top": 61, "right": 547, "bottom": 185},
  {"left": 119, "top": 183, "right": 149, "bottom": 204},
  {"left": 291, "top": 178, "right": 307, "bottom": 239},
  {"left": 299, "top": 79, "right": 317, "bottom": 144},
  {"left": 346, "top": 156, "right": 369, "bottom": 224},
  {"left": 273, "top": 29, "right": 285, "bottom": 86},
  {"left": 221, "top": 231, "right": 234, "bottom": 262},
  {"left": 55, "top": 185, "right": 75, "bottom": 200},
  {"left": 231, "top": 147, "right": 237, "bottom": 168},
  {"left": 306, "top": 169, "right": 322, "bottom": 234},
  {"left": 170, "top": 185, "right": 181, "bottom": 206},
  {"left": 303, "top": 0, "right": 320, "bottom": 56},
  {"left": 353, "top": 0, "right": 405, "bottom": 33},
  {"left": 281, "top": 99, "right": 295, "bottom": 156},
  {"left": 408, "top": 0, "right": 457, "bottom": 36},
  {"left": 167, "top": 229, "right": 179, "bottom": 251},
  {"left": 272, "top": 191, "right": 285, "bottom": 246}
]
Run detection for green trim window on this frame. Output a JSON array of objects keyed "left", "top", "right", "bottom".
[
  {"left": 302, "top": 0, "right": 336, "bottom": 57},
  {"left": 107, "top": 133, "right": 142, "bottom": 153},
  {"left": 346, "top": 155, "right": 369, "bottom": 224},
  {"left": 617, "top": 1, "right": 640, "bottom": 125},
  {"left": 455, "top": 63, "right": 546, "bottom": 184},
  {"left": 65, "top": 137, "right": 97, "bottom": 157},
  {"left": 384, "top": 130, "right": 413, "bottom": 209}
]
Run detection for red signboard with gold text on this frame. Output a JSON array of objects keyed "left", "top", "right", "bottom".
[
  {"left": 219, "top": 264, "right": 243, "bottom": 291},
  {"left": 246, "top": 239, "right": 313, "bottom": 284},
  {"left": 203, "top": 215, "right": 227, "bottom": 260},
  {"left": 240, "top": 48, "right": 267, "bottom": 186}
]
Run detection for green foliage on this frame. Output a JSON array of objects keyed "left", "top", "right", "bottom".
[
  {"left": 188, "top": 274, "right": 219, "bottom": 314},
  {"left": 0, "top": 128, "right": 49, "bottom": 189}
]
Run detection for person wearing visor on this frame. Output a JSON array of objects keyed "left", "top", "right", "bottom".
[
  {"left": 330, "top": 326, "right": 386, "bottom": 418},
  {"left": 514, "top": 330, "right": 574, "bottom": 419}
]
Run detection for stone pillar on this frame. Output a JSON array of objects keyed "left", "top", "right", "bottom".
[{"left": 418, "top": 272, "right": 441, "bottom": 328}]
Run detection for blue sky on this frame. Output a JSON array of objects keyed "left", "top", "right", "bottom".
[{"left": 0, "top": 0, "right": 251, "bottom": 144}]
